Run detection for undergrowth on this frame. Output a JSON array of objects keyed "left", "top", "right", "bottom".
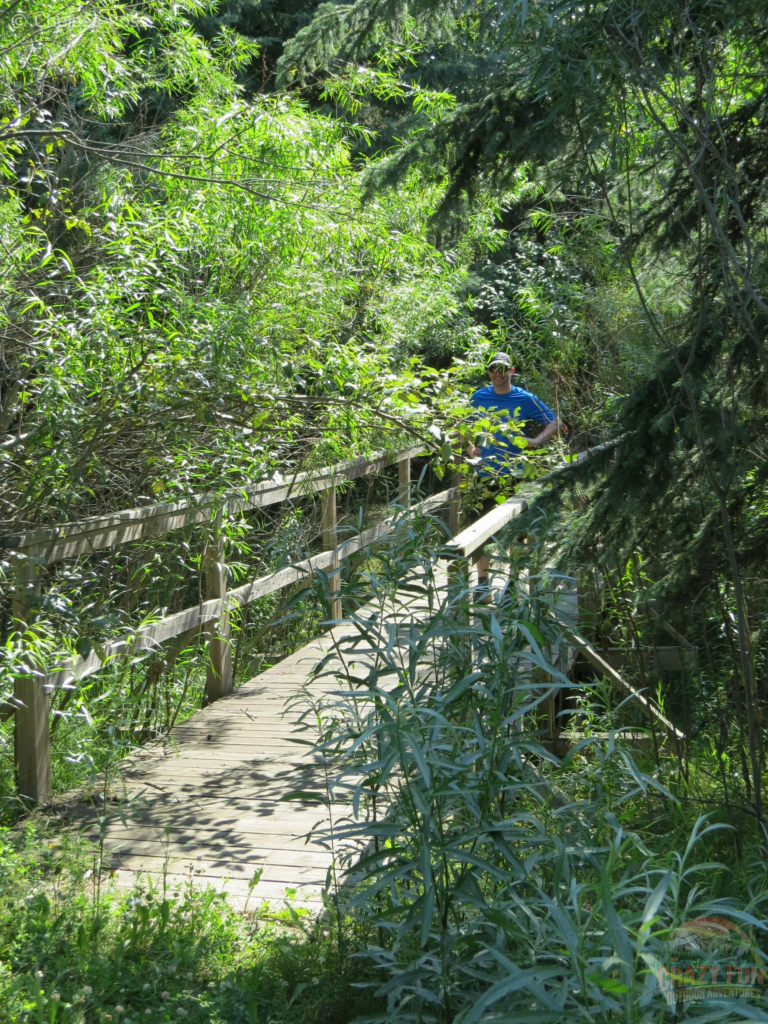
[{"left": 0, "top": 822, "right": 378, "bottom": 1024}]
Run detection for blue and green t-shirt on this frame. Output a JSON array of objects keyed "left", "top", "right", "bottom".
[{"left": 470, "top": 384, "right": 555, "bottom": 476}]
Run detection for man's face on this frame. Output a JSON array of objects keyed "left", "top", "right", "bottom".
[{"left": 488, "top": 363, "right": 512, "bottom": 387}]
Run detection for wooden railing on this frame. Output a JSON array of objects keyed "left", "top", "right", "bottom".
[
  {"left": 6, "top": 446, "right": 455, "bottom": 803},
  {"left": 4, "top": 435, "right": 685, "bottom": 803},
  {"left": 445, "top": 452, "right": 686, "bottom": 752}
]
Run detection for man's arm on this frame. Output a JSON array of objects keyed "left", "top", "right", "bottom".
[{"left": 526, "top": 417, "right": 562, "bottom": 449}]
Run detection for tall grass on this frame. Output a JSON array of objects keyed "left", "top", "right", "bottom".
[
  {"left": 0, "top": 820, "right": 380, "bottom": 1024},
  {"left": 296, "top": 504, "right": 768, "bottom": 1022}
]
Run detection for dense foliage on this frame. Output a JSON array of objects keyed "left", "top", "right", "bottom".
[
  {"left": 282, "top": 0, "right": 768, "bottom": 833},
  {"left": 0, "top": 0, "right": 462, "bottom": 529},
  {"left": 2, "top": 0, "right": 768, "bottom": 1021},
  {"left": 299, "top": 510, "right": 768, "bottom": 1021},
  {"left": 0, "top": 821, "right": 376, "bottom": 1023}
]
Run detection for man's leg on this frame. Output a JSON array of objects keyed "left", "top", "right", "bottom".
[{"left": 474, "top": 479, "right": 514, "bottom": 594}]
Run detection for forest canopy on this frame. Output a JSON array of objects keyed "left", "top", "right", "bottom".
[{"left": 0, "top": 0, "right": 480, "bottom": 531}]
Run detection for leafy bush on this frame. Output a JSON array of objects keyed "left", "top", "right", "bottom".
[{"left": 0, "top": 821, "right": 378, "bottom": 1024}]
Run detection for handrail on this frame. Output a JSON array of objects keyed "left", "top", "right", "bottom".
[
  {"left": 37, "top": 486, "right": 458, "bottom": 694},
  {"left": 536, "top": 438, "right": 622, "bottom": 483},
  {"left": 446, "top": 441, "right": 620, "bottom": 558},
  {"left": 7, "top": 445, "right": 428, "bottom": 803},
  {"left": 447, "top": 497, "right": 528, "bottom": 558},
  {"left": 1, "top": 447, "right": 422, "bottom": 563},
  {"left": 564, "top": 627, "right": 685, "bottom": 746}
]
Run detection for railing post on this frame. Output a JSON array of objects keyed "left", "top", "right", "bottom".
[
  {"left": 204, "top": 523, "right": 233, "bottom": 704},
  {"left": 448, "top": 471, "right": 462, "bottom": 536},
  {"left": 12, "top": 556, "right": 51, "bottom": 803},
  {"left": 398, "top": 455, "right": 411, "bottom": 506},
  {"left": 322, "top": 485, "right": 342, "bottom": 622}
]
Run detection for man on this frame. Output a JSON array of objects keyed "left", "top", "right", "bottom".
[{"left": 465, "top": 351, "right": 561, "bottom": 587}]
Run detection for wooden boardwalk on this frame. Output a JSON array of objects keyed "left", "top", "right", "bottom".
[
  {"left": 59, "top": 557, "right": 679, "bottom": 912},
  {"left": 67, "top": 626, "right": 366, "bottom": 909},
  {"left": 62, "top": 565, "right": 437, "bottom": 910},
  {"left": 61, "top": 564, "right": 567, "bottom": 910}
]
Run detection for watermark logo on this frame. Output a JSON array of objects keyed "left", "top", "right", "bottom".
[{"left": 657, "top": 916, "right": 766, "bottom": 1007}]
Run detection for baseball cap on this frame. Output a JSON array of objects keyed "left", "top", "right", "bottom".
[{"left": 488, "top": 352, "right": 512, "bottom": 369}]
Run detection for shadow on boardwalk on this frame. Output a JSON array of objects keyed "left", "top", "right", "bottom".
[{"left": 61, "top": 634, "right": 350, "bottom": 909}]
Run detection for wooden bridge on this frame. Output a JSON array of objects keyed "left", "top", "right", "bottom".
[{"left": 4, "top": 446, "right": 686, "bottom": 907}]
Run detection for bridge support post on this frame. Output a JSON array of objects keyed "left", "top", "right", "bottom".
[
  {"left": 204, "top": 524, "right": 233, "bottom": 703},
  {"left": 13, "top": 557, "right": 51, "bottom": 803},
  {"left": 398, "top": 455, "right": 411, "bottom": 506},
  {"left": 577, "top": 567, "right": 603, "bottom": 642},
  {"left": 448, "top": 471, "right": 462, "bottom": 536},
  {"left": 322, "top": 486, "right": 342, "bottom": 622}
]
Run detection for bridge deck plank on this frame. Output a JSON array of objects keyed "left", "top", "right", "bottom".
[{"left": 59, "top": 579, "right": 435, "bottom": 910}]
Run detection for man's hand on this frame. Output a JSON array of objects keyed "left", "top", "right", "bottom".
[
  {"left": 527, "top": 418, "right": 562, "bottom": 449},
  {"left": 466, "top": 443, "right": 481, "bottom": 458}
]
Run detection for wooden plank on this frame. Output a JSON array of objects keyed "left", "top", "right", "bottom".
[
  {"left": 103, "top": 868, "right": 326, "bottom": 902},
  {"left": 547, "top": 730, "right": 668, "bottom": 757},
  {"left": 582, "top": 646, "right": 689, "bottom": 673},
  {"left": 447, "top": 497, "right": 528, "bottom": 557},
  {"left": 398, "top": 456, "right": 411, "bottom": 506},
  {"left": 448, "top": 472, "right": 462, "bottom": 536},
  {"left": 12, "top": 559, "right": 51, "bottom": 803},
  {"left": 3, "top": 447, "right": 422, "bottom": 563},
  {"left": 100, "top": 852, "right": 328, "bottom": 883},
  {"left": 93, "top": 839, "right": 331, "bottom": 868},
  {"left": 99, "top": 818, "right": 332, "bottom": 839},
  {"left": 14, "top": 677, "right": 51, "bottom": 803},
  {"left": 7, "top": 486, "right": 292, "bottom": 564},
  {"left": 649, "top": 603, "right": 697, "bottom": 654},
  {"left": 535, "top": 439, "right": 621, "bottom": 484}
]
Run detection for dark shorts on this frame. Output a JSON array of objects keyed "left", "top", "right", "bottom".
[{"left": 466, "top": 475, "right": 516, "bottom": 526}]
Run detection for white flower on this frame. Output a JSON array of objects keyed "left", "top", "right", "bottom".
[
  {"left": 51, "top": 993, "right": 61, "bottom": 1002},
  {"left": 160, "top": 992, "right": 170, "bottom": 1000},
  {"left": 167, "top": 965, "right": 177, "bottom": 975},
  {"left": 34, "top": 970, "right": 44, "bottom": 979},
  {"left": 83, "top": 986, "right": 93, "bottom": 996},
  {"left": 144, "top": 1010, "right": 152, "bottom": 1017},
  {"left": 114, "top": 1007, "right": 124, "bottom": 1015},
  {"left": 142, "top": 984, "right": 150, "bottom": 992},
  {"left": 176, "top": 1009, "right": 187, "bottom": 1018}
]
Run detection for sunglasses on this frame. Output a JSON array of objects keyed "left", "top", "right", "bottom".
[{"left": 488, "top": 364, "right": 509, "bottom": 373}]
